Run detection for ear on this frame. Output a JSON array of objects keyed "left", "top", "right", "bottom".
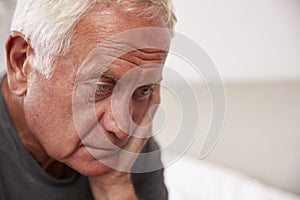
[{"left": 5, "top": 31, "right": 31, "bottom": 96}]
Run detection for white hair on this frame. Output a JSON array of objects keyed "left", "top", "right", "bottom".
[{"left": 10, "top": 0, "right": 176, "bottom": 78}]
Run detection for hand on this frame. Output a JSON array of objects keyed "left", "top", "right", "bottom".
[{"left": 88, "top": 85, "right": 161, "bottom": 200}]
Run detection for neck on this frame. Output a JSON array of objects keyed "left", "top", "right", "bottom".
[{"left": 1, "top": 76, "right": 70, "bottom": 179}]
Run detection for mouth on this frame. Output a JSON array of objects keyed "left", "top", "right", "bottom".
[
  {"left": 76, "top": 124, "right": 131, "bottom": 159},
  {"left": 84, "top": 143, "right": 120, "bottom": 151},
  {"left": 80, "top": 133, "right": 130, "bottom": 159},
  {"left": 83, "top": 144, "right": 120, "bottom": 159}
]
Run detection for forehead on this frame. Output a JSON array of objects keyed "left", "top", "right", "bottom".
[
  {"left": 75, "top": 47, "right": 166, "bottom": 84},
  {"left": 67, "top": 3, "right": 171, "bottom": 82},
  {"left": 69, "top": 3, "right": 170, "bottom": 64}
]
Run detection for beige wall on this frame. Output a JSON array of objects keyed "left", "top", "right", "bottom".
[
  {"left": 0, "top": 0, "right": 15, "bottom": 72},
  {"left": 155, "top": 81, "right": 300, "bottom": 195}
]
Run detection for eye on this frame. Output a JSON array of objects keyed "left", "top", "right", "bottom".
[
  {"left": 133, "top": 84, "right": 155, "bottom": 101},
  {"left": 94, "top": 82, "right": 114, "bottom": 101},
  {"left": 97, "top": 83, "right": 113, "bottom": 93}
]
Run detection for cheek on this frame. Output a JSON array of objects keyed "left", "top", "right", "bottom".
[
  {"left": 23, "top": 79, "right": 81, "bottom": 159},
  {"left": 73, "top": 99, "right": 108, "bottom": 139},
  {"left": 24, "top": 83, "right": 70, "bottom": 131}
]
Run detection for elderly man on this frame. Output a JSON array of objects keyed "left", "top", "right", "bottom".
[{"left": 0, "top": 0, "right": 176, "bottom": 199}]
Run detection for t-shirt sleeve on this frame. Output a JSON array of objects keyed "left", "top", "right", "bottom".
[{"left": 131, "top": 138, "right": 168, "bottom": 200}]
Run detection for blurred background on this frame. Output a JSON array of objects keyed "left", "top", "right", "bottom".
[
  {"left": 156, "top": 0, "right": 300, "bottom": 199},
  {"left": 1, "top": 0, "right": 300, "bottom": 199}
]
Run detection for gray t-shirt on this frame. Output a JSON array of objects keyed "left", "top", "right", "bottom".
[{"left": 0, "top": 73, "right": 168, "bottom": 200}]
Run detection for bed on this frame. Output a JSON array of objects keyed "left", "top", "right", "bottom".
[{"left": 163, "top": 154, "right": 300, "bottom": 200}]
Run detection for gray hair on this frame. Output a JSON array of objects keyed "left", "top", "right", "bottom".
[{"left": 11, "top": 0, "right": 176, "bottom": 78}]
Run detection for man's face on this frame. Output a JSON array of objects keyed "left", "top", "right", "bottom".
[{"left": 23, "top": 4, "right": 170, "bottom": 176}]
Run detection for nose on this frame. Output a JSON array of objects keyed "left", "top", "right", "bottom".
[{"left": 101, "top": 99, "right": 133, "bottom": 141}]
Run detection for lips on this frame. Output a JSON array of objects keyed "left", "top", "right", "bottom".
[
  {"left": 84, "top": 144, "right": 120, "bottom": 159},
  {"left": 81, "top": 130, "right": 130, "bottom": 159},
  {"left": 76, "top": 120, "right": 131, "bottom": 160},
  {"left": 82, "top": 134, "right": 126, "bottom": 152}
]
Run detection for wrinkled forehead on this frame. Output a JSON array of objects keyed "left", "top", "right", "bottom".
[
  {"left": 76, "top": 27, "right": 171, "bottom": 81},
  {"left": 90, "top": 27, "right": 171, "bottom": 60}
]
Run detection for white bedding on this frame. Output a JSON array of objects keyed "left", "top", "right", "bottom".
[{"left": 163, "top": 154, "right": 300, "bottom": 200}]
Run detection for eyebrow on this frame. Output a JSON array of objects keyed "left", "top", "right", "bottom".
[
  {"left": 98, "top": 69, "right": 120, "bottom": 81},
  {"left": 75, "top": 66, "right": 120, "bottom": 85}
]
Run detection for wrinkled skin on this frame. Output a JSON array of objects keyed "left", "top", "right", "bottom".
[{"left": 3, "top": 2, "right": 170, "bottom": 181}]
